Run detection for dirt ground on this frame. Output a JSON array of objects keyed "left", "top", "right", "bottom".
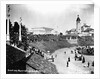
[{"left": 51, "top": 47, "right": 94, "bottom": 74}]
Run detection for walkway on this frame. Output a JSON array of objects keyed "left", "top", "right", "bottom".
[{"left": 52, "top": 47, "right": 91, "bottom": 74}]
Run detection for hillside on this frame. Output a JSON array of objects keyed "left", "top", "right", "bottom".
[
  {"left": 6, "top": 44, "right": 58, "bottom": 74},
  {"left": 26, "top": 53, "right": 58, "bottom": 74},
  {"left": 29, "top": 40, "right": 72, "bottom": 54},
  {"left": 29, "top": 35, "right": 94, "bottom": 54},
  {"left": 78, "top": 36, "right": 94, "bottom": 46}
]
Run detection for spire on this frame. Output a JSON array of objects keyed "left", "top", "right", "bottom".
[{"left": 76, "top": 15, "right": 81, "bottom": 22}]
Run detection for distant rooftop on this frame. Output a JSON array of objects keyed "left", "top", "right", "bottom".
[
  {"left": 65, "top": 33, "right": 78, "bottom": 37},
  {"left": 82, "top": 23, "right": 90, "bottom": 27},
  {"left": 84, "top": 28, "right": 94, "bottom": 32},
  {"left": 32, "top": 27, "right": 54, "bottom": 31}
]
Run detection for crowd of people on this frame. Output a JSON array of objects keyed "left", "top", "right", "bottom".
[
  {"left": 73, "top": 48, "right": 94, "bottom": 67},
  {"left": 26, "top": 45, "right": 94, "bottom": 73},
  {"left": 26, "top": 46, "right": 44, "bottom": 58},
  {"left": 26, "top": 46, "right": 56, "bottom": 62},
  {"left": 64, "top": 47, "right": 94, "bottom": 74},
  {"left": 76, "top": 46, "right": 94, "bottom": 55}
]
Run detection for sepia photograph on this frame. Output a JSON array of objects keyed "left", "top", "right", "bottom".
[
  {"left": 1, "top": 0, "right": 100, "bottom": 79},
  {"left": 6, "top": 2, "right": 94, "bottom": 74}
]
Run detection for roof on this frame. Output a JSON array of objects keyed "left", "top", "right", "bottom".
[
  {"left": 84, "top": 28, "right": 94, "bottom": 32},
  {"left": 76, "top": 17, "right": 81, "bottom": 21},
  {"left": 32, "top": 27, "right": 54, "bottom": 31},
  {"left": 42, "top": 27, "right": 54, "bottom": 31},
  {"left": 65, "top": 34, "right": 78, "bottom": 37},
  {"left": 82, "top": 24, "right": 90, "bottom": 28},
  {"left": 76, "top": 15, "right": 81, "bottom": 21},
  {"left": 69, "top": 28, "right": 76, "bottom": 32}
]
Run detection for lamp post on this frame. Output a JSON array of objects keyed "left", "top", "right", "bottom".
[{"left": 6, "top": 5, "right": 10, "bottom": 43}]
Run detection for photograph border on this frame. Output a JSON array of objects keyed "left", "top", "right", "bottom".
[{"left": 0, "top": 0, "right": 100, "bottom": 79}]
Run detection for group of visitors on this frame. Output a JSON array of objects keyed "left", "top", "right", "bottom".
[
  {"left": 65, "top": 47, "right": 94, "bottom": 68},
  {"left": 27, "top": 46, "right": 44, "bottom": 58},
  {"left": 73, "top": 48, "right": 94, "bottom": 68}
]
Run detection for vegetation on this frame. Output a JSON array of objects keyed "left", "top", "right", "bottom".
[
  {"left": 6, "top": 19, "right": 29, "bottom": 51},
  {"left": 78, "top": 36, "right": 94, "bottom": 46},
  {"left": 29, "top": 39, "right": 72, "bottom": 54},
  {"left": 6, "top": 19, "right": 94, "bottom": 53}
]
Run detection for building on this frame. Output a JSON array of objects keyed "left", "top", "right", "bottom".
[
  {"left": 81, "top": 23, "right": 90, "bottom": 31},
  {"left": 29, "top": 27, "right": 59, "bottom": 35},
  {"left": 80, "top": 28, "right": 94, "bottom": 36},
  {"left": 31, "top": 27, "right": 54, "bottom": 35},
  {"left": 79, "top": 24, "right": 94, "bottom": 36},
  {"left": 51, "top": 30, "right": 59, "bottom": 35},
  {"left": 65, "top": 34, "right": 78, "bottom": 44},
  {"left": 67, "top": 28, "right": 77, "bottom": 34},
  {"left": 65, "top": 15, "right": 94, "bottom": 44},
  {"left": 68, "top": 15, "right": 94, "bottom": 37},
  {"left": 65, "top": 15, "right": 81, "bottom": 35},
  {"left": 76, "top": 15, "right": 81, "bottom": 34}
]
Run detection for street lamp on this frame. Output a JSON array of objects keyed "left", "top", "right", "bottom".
[{"left": 6, "top": 5, "right": 10, "bottom": 42}]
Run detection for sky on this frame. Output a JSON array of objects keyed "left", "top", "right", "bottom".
[{"left": 6, "top": 1, "right": 94, "bottom": 34}]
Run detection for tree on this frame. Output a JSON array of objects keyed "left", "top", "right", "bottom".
[
  {"left": 20, "top": 25, "right": 29, "bottom": 50},
  {"left": 11, "top": 21, "right": 19, "bottom": 45},
  {"left": 8, "top": 21, "right": 29, "bottom": 51},
  {"left": 78, "top": 36, "right": 94, "bottom": 46}
]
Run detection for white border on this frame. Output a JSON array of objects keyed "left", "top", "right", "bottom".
[{"left": 0, "top": 0, "right": 100, "bottom": 79}]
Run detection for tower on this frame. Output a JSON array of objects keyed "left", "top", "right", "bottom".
[{"left": 76, "top": 15, "right": 81, "bottom": 34}]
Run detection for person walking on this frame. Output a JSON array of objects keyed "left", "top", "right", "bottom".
[
  {"left": 67, "top": 61, "right": 69, "bottom": 67},
  {"left": 87, "top": 62, "right": 90, "bottom": 67},
  {"left": 75, "top": 53, "right": 77, "bottom": 61},
  {"left": 92, "top": 61, "right": 94, "bottom": 67},
  {"left": 68, "top": 57, "right": 70, "bottom": 62},
  {"left": 64, "top": 51, "right": 66, "bottom": 54},
  {"left": 71, "top": 50, "right": 73, "bottom": 54},
  {"left": 52, "top": 55, "right": 54, "bottom": 62},
  {"left": 82, "top": 56, "right": 85, "bottom": 63}
]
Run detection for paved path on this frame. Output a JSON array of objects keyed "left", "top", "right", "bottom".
[{"left": 51, "top": 47, "right": 90, "bottom": 74}]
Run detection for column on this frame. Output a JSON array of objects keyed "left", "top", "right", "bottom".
[
  {"left": 19, "top": 17, "right": 22, "bottom": 41},
  {"left": 6, "top": 5, "right": 10, "bottom": 42},
  {"left": 7, "top": 18, "right": 10, "bottom": 41}
]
